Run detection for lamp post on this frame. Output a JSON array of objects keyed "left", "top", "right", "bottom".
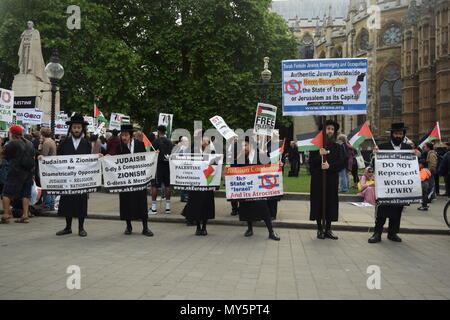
[
  {"left": 261, "top": 57, "right": 272, "bottom": 104},
  {"left": 44, "top": 50, "right": 64, "bottom": 137}
]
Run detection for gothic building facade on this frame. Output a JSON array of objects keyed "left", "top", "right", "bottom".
[{"left": 285, "top": 0, "right": 449, "bottom": 142}]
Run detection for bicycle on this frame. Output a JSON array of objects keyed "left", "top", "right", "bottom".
[{"left": 443, "top": 199, "right": 450, "bottom": 229}]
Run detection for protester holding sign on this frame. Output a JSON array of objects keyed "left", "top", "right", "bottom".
[
  {"left": 55, "top": 115, "right": 92, "bottom": 237},
  {"left": 114, "top": 124, "right": 153, "bottom": 237},
  {"left": 309, "top": 120, "right": 345, "bottom": 240},
  {"left": 231, "top": 136, "right": 280, "bottom": 241},
  {"left": 368, "top": 123, "right": 421, "bottom": 244},
  {"left": 181, "top": 135, "right": 216, "bottom": 236}
]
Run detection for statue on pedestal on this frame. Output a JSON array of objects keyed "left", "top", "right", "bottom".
[{"left": 18, "top": 21, "right": 49, "bottom": 83}]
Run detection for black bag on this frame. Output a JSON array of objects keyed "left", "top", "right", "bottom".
[{"left": 19, "top": 139, "right": 35, "bottom": 171}]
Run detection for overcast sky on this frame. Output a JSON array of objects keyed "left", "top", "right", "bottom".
[{"left": 271, "top": 0, "right": 350, "bottom": 20}]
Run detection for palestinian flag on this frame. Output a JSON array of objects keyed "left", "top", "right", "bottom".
[
  {"left": 94, "top": 104, "right": 107, "bottom": 123},
  {"left": 270, "top": 139, "right": 285, "bottom": 164},
  {"left": 419, "top": 122, "right": 441, "bottom": 149},
  {"left": 143, "top": 133, "right": 153, "bottom": 151},
  {"left": 348, "top": 122, "right": 373, "bottom": 148},
  {"left": 257, "top": 103, "right": 276, "bottom": 119},
  {"left": 0, "top": 121, "right": 7, "bottom": 130},
  {"left": 296, "top": 131, "right": 323, "bottom": 151},
  {"left": 203, "top": 164, "right": 215, "bottom": 185}
]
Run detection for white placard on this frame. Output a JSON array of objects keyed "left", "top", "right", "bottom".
[
  {"left": 0, "top": 88, "right": 14, "bottom": 122},
  {"left": 253, "top": 103, "right": 277, "bottom": 136},
  {"left": 158, "top": 113, "right": 173, "bottom": 138},
  {"left": 209, "top": 115, "right": 237, "bottom": 140},
  {"left": 16, "top": 109, "right": 43, "bottom": 125}
]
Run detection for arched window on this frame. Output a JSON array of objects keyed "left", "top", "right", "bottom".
[
  {"left": 379, "top": 65, "right": 402, "bottom": 118},
  {"left": 358, "top": 29, "right": 369, "bottom": 51},
  {"left": 319, "top": 51, "right": 326, "bottom": 59},
  {"left": 332, "top": 46, "right": 342, "bottom": 58}
]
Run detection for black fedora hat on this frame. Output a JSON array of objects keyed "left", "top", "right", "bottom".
[
  {"left": 319, "top": 119, "right": 340, "bottom": 132},
  {"left": 66, "top": 114, "right": 89, "bottom": 126},
  {"left": 119, "top": 124, "right": 136, "bottom": 133},
  {"left": 386, "top": 122, "right": 408, "bottom": 132}
]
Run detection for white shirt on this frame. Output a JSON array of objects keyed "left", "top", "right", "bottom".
[
  {"left": 391, "top": 141, "right": 401, "bottom": 150},
  {"left": 248, "top": 150, "right": 256, "bottom": 164},
  {"left": 72, "top": 136, "right": 81, "bottom": 150},
  {"left": 127, "top": 139, "right": 135, "bottom": 155}
]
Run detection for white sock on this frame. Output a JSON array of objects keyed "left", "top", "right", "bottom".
[
  {"left": 165, "top": 200, "right": 171, "bottom": 210},
  {"left": 151, "top": 201, "right": 157, "bottom": 211}
]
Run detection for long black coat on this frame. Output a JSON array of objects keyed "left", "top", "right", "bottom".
[
  {"left": 115, "top": 140, "right": 148, "bottom": 221},
  {"left": 375, "top": 142, "right": 412, "bottom": 219},
  {"left": 233, "top": 151, "right": 272, "bottom": 222},
  {"left": 57, "top": 136, "right": 91, "bottom": 218},
  {"left": 309, "top": 142, "right": 345, "bottom": 222}
]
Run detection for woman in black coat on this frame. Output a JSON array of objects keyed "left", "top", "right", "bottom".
[
  {"left": 232, "top": 136, "right": 280, "bottom": 241},
  {"left": 182, "top": 135, "right": 215, "bottom": 236},
  {"left": 115, "top": 124, "right": 153, "bottom": 236}
]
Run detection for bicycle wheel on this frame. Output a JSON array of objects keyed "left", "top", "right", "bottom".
[{"left": 444, "top": 200, "right": 450, "bottom": 229}]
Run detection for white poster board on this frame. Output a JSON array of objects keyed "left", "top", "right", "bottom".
[
  {"left": 0, "top": 88, "right": 14, "bottom": 122},
  {"left": 253, "top": 103, "right": 277, "bottom": 136},
  {"left": 209, "top": 115, "right": 237, "bottom": 140}
]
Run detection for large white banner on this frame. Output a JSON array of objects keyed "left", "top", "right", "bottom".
[
  {"left": 16, "top": 109, "right": 43, "bottom": 125},
  {"left": 39, "top": 154, "right": 102, "bottom": 195},
  {"left": 282, "top": 58, "right": 368, "bottom": 116},
  {"left": 0, "top": 88, "right": 14, "bottom": 122},
  {"left": 209, "top": 115, "right": 237, "bottom": 140},
  {"left": 170, "top": 153, "right": 223, "bottom": 191},
  {"left": 375, "top": 150, "right": 422, "bottom": 205},
  {"left": 254, "top": 103, "right": 277, "bottom": 136},
  {"left": 225, "top": 164, "right": 283, "bottom": 201},
  {"left": 101, "top": 152, "right": 158, "bottom": 193}
]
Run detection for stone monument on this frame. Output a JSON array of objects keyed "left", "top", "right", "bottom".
[{"left": 12, "top": 21, "right": 60, "bottom": 124}]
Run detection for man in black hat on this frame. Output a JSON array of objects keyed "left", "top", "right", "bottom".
[
  {"left": 309, "top": 119, "right": 345, "bottom": 240},
  {"left": 56, "top": 114, "right": 92, "bottom": 237},
  {"left": 115, "top": 124, "right": 153, "bottom": 236},
  {"left": 368, "top": 122, "right": 421, "bottom": 243}
]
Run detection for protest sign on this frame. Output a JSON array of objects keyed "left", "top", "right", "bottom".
[
  {"left": 209, "top": 115, "right": 237, "bottom": 140},
  {"left": 15, "top": 109, "right": 43, "bottom": 125},
  {"left": 39, "top": 154, "right": 102, "bottom": 195},
  {"left": 254, "top": 103, "right": 277, "bottom": 136},
  {"left": 158, "top": 113, "right": 173, "bottom": 138},
  {"left": 84, "top": 116, "right": 95, "bottom": 132},
  {"left": 101, "top": 152, "right": 158, "bottom": 193},
  {"left": 0, "top": 88, "right": 14, "bottom": 122},
  {"left": 108, "top": 113, "right": 130, "bottom": 130},
  {"left": 282, "top": 58, "right": 368, "bottom": 116},
  {"left": 375, "top": 150, "right": 422, "bottom": 205},
  {"left": 55, "top": 120, "right": 69, "bottom": 135},
  {"left": 225, "top": 164, "right": 283, "bottom": 201},
  {"left": 169, "top": 153, "right": 223, "bottom": 191}
]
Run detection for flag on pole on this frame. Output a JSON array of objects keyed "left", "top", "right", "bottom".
[
  {"left": 348, "top": 122, "right": 374, "bottom": 148},
  {"left": 418, "top": 122, "right": 441, "bottom": 149},
  {"left": 143, "top": 133, "right": 153, "bottom": 151},
  {"left": 270, "top": 139, "right": 285, "bottom": 164},
  {"left": 203, "top": 164, "right": 215, "bottom": 185},
  {"left": 94, "top": 104, "right": 108, "bottom": 123},
  {"left": 296, "top": 131, "right": 323, "bottom": 152}
]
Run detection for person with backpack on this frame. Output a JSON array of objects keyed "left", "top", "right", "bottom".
[
  {"left": 0, "top": 125, "right": 36, "bottom": 224},
  {"left": 149, "top": 125, "right": 173, "bottom": 214}
]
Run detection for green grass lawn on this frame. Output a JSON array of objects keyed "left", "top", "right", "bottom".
[{"left": 220, "top": 165, "right": 360, "bottom": 194}]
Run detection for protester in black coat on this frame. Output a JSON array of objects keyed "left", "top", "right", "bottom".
[
  {"left": 115, "top": 124, "right": 153, "bottom": 237},
  {"left": 309, "top": 120, "right": 345, "bottom": 240},
  {"left": 56, "top": 115, "right": 92, "bottom": 237},
  {"left": 368, "top": 123, "right": 419, "bottom": 244}
]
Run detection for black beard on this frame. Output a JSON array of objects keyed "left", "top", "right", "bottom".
[
  {"left": 72, "top": 132, "right": 82, "bottom": 139},
  {"left": 392, "top": 137, "right": 403, "bottom": 146}
]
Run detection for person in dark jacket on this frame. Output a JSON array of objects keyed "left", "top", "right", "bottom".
[
  {"left": 106, "top": 129, "right": 120, "bottom": 155},
  {"left": 288, "top": 141, "right": 300, "bottom": 177},
  {"left": 115, "top": 124, "right": 153, "bottom": 236},
  {"left": 309, "top": 120, "right": 345, "bottom": 240},
  {"left": 438, "top": 142, "right": 450, "bottom": 196},
  {"left": 368, "top": 123, "right": 421, "bottom": 243}
]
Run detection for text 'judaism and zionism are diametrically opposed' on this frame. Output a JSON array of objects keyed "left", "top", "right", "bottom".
[{"left": 282, "top": 58, "right": 368, "bottom": 116}]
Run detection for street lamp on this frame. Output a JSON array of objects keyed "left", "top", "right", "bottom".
[
  {"left": 45, "top": 50, "right": 64, "bottom": 137},
  {"left": 261, "top": 57, "right": 272, "bottom": 103}
]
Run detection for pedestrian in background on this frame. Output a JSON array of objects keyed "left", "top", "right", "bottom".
[{"left": 38, "top": 128, "right": 56, "bottom": 211}]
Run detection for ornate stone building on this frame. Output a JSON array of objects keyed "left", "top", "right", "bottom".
[{"left": 281, "top": 0, "right": 450, "bottom": 141}]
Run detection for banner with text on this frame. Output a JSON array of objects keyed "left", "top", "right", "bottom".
[
  {"left": 282, "top": 58, "right": 368, "bottom": 116},
  {"left": 375, "top": 150, "right": 422, "bottom": 205},
  {"left": 0, "top": 88, "right": 14, "bottom": 123},
  {"left": 254, "top": 103, "right": 277, "bottom": 136},
  {"left": 225, "top": 164, "right": 283, "bottom": 201},
  {"left": 101, "top": 152, "right": 158, "bottom": 193},
  {"left": 16, "top": 109, "right": 43, "bottom": 125},
  {"left": 39, "top": 154, "right": 102, "bottom": 195},
  {"left": 169, "top": 153, "right": 223, "bottom": 191}
]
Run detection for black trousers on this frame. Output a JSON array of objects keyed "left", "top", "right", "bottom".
[
  {"left": 290, "top": 159, "right": 299, "bottom": 176},
  {"left": 374, "top": 212, "right": 402, "bottom": 235},
  {"left": 231, "top": 200, "right": 239, "bottom": 211},
  {"left": 434, "top": 173, "right": 440, "bottom": 194}
]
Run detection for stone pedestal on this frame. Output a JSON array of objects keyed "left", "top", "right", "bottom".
[{"left": 12, "top": 74, "right": 60, "bottom": 124}]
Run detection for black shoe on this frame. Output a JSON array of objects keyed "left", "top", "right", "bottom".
[
  {"left": 230, "top": 210, "right": 238, "bottom": 216},
  {"left": 244, "top": 229, "right": 253, "bottom": 237},
  {"left": 387, "top": 234, "right": 402, "bottom": 242},
  {"left": 317, "top": 230, "right": 325, "bottom": 239},
  {"left": 268, "top": 231, "right": 280, "bottom": 241},
  {"left": 368, "top": 233, "right": 382, "bottom": 243},
  {"left": 201, "top": 229, "right": 207, "bottom": 236},
  {"left": 418, "top": 206, "right": 429, "bottom": 211},
  {"left": 195, "top": 228, "right": 202, "bottom": 236},
  {"left": 124, "top": 228, "right": 132, "bottom": 235},
  {"left": 142, "top": 229, "right": 154, "bottom": 237},
  {"left": 56, "top": 229, "right": 72, "bottom": 236},
  {"left": 78, "top": 229, "right": 87, "bottom": 237},
  {"left": 324, "top": 230, "right": 338, "bottom": 240}
]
